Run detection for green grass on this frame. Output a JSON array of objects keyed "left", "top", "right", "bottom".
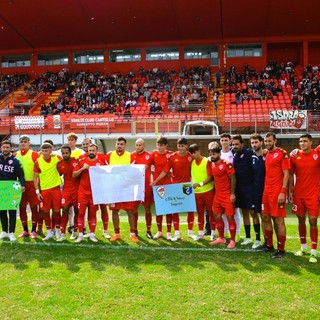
[{"left": 0, "top": 209, "right": 319, "bottom": 320}]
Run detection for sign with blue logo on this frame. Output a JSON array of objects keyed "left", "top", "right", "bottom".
[{"left": 153, "top": 182, "right": 196, "bottom": 215}]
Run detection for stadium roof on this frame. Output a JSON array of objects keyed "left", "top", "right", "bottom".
[{"left": 0, "top": 0, "right": 319, "bottom": 52}]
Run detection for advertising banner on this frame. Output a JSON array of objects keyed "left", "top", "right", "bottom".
[{"left": 269, "top": 110, "right": 307, "bottom": 129}]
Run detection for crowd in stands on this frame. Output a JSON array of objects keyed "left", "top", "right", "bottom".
[
  {"left": 294, "top": 64, "right": 320, "bottom": 111},
  {"left": 223, "top": 62, "right": 289, "bottom": 106},
  {"left": 173, "top": 65, "right": 212, "bottom": 111},
  {"left": 0, "top": 73, "right": 29, "bottom": 98},
  {"left": 222, "top": 61, "right": 320, "bottom": 112},
  {"left": 38, "top": 68, "right": 175, "bottom": 116},
  {"left": 36, "top": 66, "right": 212, "bottom": 117}
]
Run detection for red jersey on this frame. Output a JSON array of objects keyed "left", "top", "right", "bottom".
[
  {"left": 164, "top": 152, "right": 192, "bottom": 183},
  {"left": 57, "top": 158, "right": 79, "bottom": 194},
  {"left": 316, "top": 145, "right": 320, "bottom": 154},
  {"left": 211, "top": 160, "right": 235, "bottom": 194},
  {"left": 151, "top": 150, "right": 172, "bottom": 185},
  {"left": 290, "top": 149, "right": 320, "bottom": 198},
  {"left": 131, "top": 151, "right": 152, "bottom": 186},
  {"left": 264, "top": 147, "right": 290, "bottom": 193},
  {"left": 79, "top": 152, "right": 106, "bottom": 163},
  {"left": 73, "top": 158, "right": 104, "bottom": 196}
]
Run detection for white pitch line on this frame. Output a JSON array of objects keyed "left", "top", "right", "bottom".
[{"left": 1, "top": 240, "right": 299, "bottom": 254}]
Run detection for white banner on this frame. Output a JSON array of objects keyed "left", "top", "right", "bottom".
[
  {"left": 14, "top": 116, "right": 45, "bottom": 129},
  {"left": 269, "top": 110, "right": 307, "bottom": 129},
  {"left": 89, "top": 165, "right": 145, "bottom": 205}
]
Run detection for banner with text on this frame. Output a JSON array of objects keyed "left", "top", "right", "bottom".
[
  {"left": 89, "top": 165, "right": 145, "bottom": 205},
  {"left": 269, "top": 110, "right": 307, "bottom": 129},
  {"left": 0, "top": 181, "right": 22, "bottom": 210},
  {"left": 69, "top": 114, "right": 115, "bottom": 129},
  {"left": 153, "top": 182, "right": 196, "bottom": 215},
  {"left": 14, "top": 116, "right": 44, "bottom": 129}
]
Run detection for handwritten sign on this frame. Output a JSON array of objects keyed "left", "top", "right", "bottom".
[{"left": 0, "top": 181, "right": 22, "bottom": 210}]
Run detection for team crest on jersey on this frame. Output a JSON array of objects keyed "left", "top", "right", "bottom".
[
  {"left": 188, "top": 157, "right": 192, "bottom": 162},
  {"left": 313, "top": 154, "right": 318, "bottom": 160},
  {"left": 166, "top": 154, "right": 170, "bottom": 159},
  {"left": 273, "top": 153, "right": 278, "bottom": 158},
  {"left": 145, "top": 155, "right": 150, "bottom": 160},
  {"left": 8, "top": 160, "right": 13, "bottom": 164},
  {"left": 73, "top": 162, "right": 77, "bottom": 167},
  {"left": 156, "top": 186, "right": 166, "bottom": 199},
  {"left": 219, "top": 164, "right": 224, "bottom": 170},
  {"left": 182, "top": 184, "right": 193, "bottom": 195}
]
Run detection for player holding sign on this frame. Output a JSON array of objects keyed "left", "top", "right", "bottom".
[{"left": 0, "top": 140, "right": 25, "bottom": 241}]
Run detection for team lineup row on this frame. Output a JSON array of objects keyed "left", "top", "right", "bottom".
[{"left": 0, "top": 132, "right": 319, "bottom": 262}]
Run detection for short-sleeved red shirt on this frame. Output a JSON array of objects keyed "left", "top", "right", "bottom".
[
  {"left": 73, "top": 158, "right": 104, "bottom": 196},
  {"left": 131, "top": 151, "right": 152, "bottom": 186},
  {"left": 211, "top": 160, "right": 235, "bottom": 194},
  {"left": 290, "top": 149, "right": 320, "bottom": 198},
  {"left": 164, "top": 152, "right": 192, "bottom": 183},
  {"left": 151, "top": 150, "right": 172, "bottom": 185},
  {"left": 264, "top": 148, "right": 290, "bottom": 193},
  {"left": 57, "top": 158, "right": 79, "bottom": 194}
]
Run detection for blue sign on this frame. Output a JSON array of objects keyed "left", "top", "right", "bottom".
[{"left": 153, "top": 182, "right": 196, "bottom": 215}]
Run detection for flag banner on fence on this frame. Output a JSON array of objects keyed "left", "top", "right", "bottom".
[
  {"left": 153, "top": 182, "right": 196, "bottom": 215},
  {"left": 89, "top": 165, "right": 145, "bottom": 205},
  {"left": 269, "top": 110, "right": 307, "bottom": 129},
  {"left": 69, "top": 114, "right": 115, "bottom": 129},
  {"left": 0, "top": 181, "right": 22, "bottom": 210},
  {"left": 14, "top": 116, "right": 45, "bottom": 129}
]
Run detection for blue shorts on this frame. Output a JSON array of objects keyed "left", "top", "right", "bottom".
[{"left": 235, "top": 183, "right": 255, "bottom": 210}]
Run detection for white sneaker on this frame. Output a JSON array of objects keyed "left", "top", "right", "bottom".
[
  {"left": 89, "top": 233, "right": 98, "bottom": 243},
  {"left": 241, "top": 238, "right": 252, "bottom": 246},
  {"left": 0, "top": 231, "right": 8, "bottom": 239},
  {"left": 75, "top": 234, "right": 84, "bottom": 243},
  {"left": 188, "top": 231, "right": 196, "bottom": 239},
  {"left": 171, "top": 232, "right": 181, "bottom": 242},
  {"left": 252, "top": 240, "right": 261, "bottom": 249},
  {"left": 56, "top": 234, "right": 66, "bottom": 242},
  {"left": 194, "top": 235, "right": 205, "bottom": 241},
  {"left": 83, "top": 233, "right": 91, "bottom": 238},
  {"left": 8, "top": 233, "right": 16, "bottom": 241},
  {"left": 103, "top": 231, "right": 111, "bottom": 239},
  {"left": 153, "top": 231, "right": 163, "bottom": 239},
  {"left": 55, "top": 229, "right": 61, "bottom": 240},
  {"left": 43, "top": 230, "right": 54, "bottom": 241},
  {"left": 70, "top": 232, "right": 77, "bottom": 240},
  {"left": 166, "top": 232, "right": 173, "bottom": 240}
]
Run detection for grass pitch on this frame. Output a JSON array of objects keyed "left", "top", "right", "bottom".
[{"left": 0, "top": 210, "right": 319, "bottom": 320}]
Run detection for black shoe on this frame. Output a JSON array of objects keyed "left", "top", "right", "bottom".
[
  {"left": 146, "top": 231, "right": 153, "bottom": 239},
  {"left": 36, "top": 230, "right": 44, "bottom": 236},
  {"left": 272, "top": 250, "right": 285, "bottom": 259},
  {"left": 255, "top": 243, "right": 267, "bottom": 251},
  {"left": 135, "top": 230, "right": 139, "bottom": 237},
  {"left": 265, "top": 245, "right": 275, "bottom": 253},
  {"left": 67, "top": 226, "right": 74, "bottom": 234}
]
